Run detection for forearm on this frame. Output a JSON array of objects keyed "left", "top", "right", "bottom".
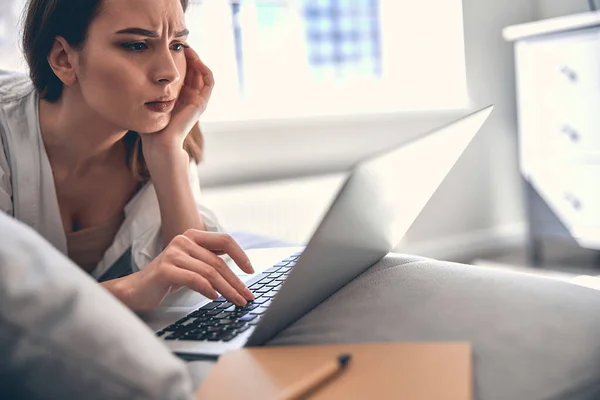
[
  {"left": 146, "top": 148, "right": 206, "bottom": 247},
  {"left": 100, "top": 278, "right": 131, "bottom": 307}
]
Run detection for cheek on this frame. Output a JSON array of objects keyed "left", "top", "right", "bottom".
[{"left": 79, "top": 56, "right": 145, "bottom": 124}]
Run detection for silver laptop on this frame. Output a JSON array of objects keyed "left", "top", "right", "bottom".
[{"left": 144, "top": 106, "right": 493, "bottom": 358}]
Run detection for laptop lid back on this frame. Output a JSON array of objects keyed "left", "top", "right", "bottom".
[{"left": 246, "top": 106, "right": 493, "bottom": 346}]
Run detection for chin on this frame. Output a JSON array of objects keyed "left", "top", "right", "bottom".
[{"left": 132, "top": 117, "right": 170, "bottom": 135}]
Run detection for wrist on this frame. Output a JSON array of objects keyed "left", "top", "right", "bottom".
[
  {"left": 100, "top": 277, "right": 133, "bottom": 308},
  {"left": 145, "top": 147, "right": 190, "bottom": 176},
  {"left": 141, "top": 134, "right": 188, "bottom": 162}
]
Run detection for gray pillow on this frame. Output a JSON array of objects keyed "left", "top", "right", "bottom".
[{"left": 0, "top": 213, "right": 194, "bottom": 400}]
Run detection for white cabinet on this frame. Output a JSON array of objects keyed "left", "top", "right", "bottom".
[{"left": 505, "top": 14, "right": 600, "bottom": 250}]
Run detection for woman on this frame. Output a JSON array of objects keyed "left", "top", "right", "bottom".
[{"left": 0, "top": 0, "right": 255, "bottom": 310}]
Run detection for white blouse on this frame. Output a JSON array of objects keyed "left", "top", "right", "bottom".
[{"left": 0, "top": 70, "right": 223, "bottom": 280}]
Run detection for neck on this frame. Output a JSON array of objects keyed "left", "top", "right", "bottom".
[{"left": 39, "top": 90, "right": 129, "bottom": 176}]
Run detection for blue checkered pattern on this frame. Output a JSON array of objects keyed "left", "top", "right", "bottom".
[
  {"left": 231, "top": 0, "right": 382, "bottom": 86},
  {"left": 301, "top": 0, "right": 382, "bottom": 80}
]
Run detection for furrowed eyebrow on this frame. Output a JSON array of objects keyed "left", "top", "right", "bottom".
[
  {"left": 115, "top": 28, "right": 189, "bottom": 38},
  {"left": 116, "top": 28, "right": 158, "bottom": 37}
]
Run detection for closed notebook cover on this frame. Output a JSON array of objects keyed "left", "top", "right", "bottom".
[{"left": 196, "top": 342, "right": 471, "bottom": 400}]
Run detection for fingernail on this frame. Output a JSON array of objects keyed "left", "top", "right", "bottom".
[
  {"left": 244, "top": 288, "right": 255, "bottom": 300},
  {"left": 246, "top": 261, "right": 255, "bottom": 274},
  {"left": 236, "top": 295, "right": 247, "bottom": 307}
]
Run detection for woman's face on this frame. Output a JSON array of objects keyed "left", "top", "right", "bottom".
[{"left": 72, "top": 0, "right": 188, "bottom": 134}]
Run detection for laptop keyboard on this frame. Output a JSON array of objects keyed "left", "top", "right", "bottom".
[{"left": 156, "top": 252, "right": 302, "bottom": 343}]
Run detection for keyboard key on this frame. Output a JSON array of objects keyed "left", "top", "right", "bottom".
[
  {"left": 200, "top": 302, "right": 219, "bottom": 310},
  {"left": 217, "top": 302, "right": 233, "bottom": 309},
  {"left": 263, "top": 266, "right": 281, "bottom": 274},
  {"left": 239, "top": 314, "right": 257, "bottom": 323},
  {"left": 252, "top": 297, "right": 269, "bottom": 304},
  {"left": 164, "top": 331, "right": 184, "bottom": 340},
  {"left": 203, "top": 320, "right": 221, "bottom": 328},
  {"left": 221, "top": 332, "right": 238, "bottom": 342},
  {"left": 233, "top": 310, "right": 249, "bottom": 318},
  {"left": 214, "top": 312, "right": 231, "bottom": 319},
  {"left": 213, "top": 297, "right": 227, "bottom": 302},
  {"left": 180, "top": 318, "right": 197, "bottom": 327},
  {"left": 182, "top": 332, "right": 207, "bottom": 341},
  {"left": 236, "top": 325, "right": 251, "bottom": 334},
  {"left": 250, "top": 307, "right": 269, "bottom": 315},
  {"left": 206, "top": 309, "right": 221, "bottom": 316},
  {"left": 273, "top": 261, "right": 291, "bottom": 267},
  {"left": 258, "top": 278, "right": 274, "bottom": 285}
]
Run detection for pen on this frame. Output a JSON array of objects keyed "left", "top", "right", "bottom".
[{"left": 278, "top": 353, "right": 352, "bottom": 400}]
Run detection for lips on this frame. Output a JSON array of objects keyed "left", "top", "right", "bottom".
[{"left": 145, "top": 99, "right": 176, "bottom": 113}]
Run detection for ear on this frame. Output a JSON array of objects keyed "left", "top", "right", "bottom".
[{"left": 47, "top": 36, "right": 79, "bottom": 87}]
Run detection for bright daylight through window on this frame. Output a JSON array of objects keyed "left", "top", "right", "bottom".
[{"left": 0, "top": 0, "right": 468, "bottom": 121}]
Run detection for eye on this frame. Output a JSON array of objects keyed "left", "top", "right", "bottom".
[
  {"left": 122, "top": 42, "right": 148, "bottom": 52},
  {"left": 171, "top": 43, "right": 187, "bottom": 52}
]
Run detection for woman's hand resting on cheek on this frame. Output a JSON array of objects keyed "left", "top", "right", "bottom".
[
  {"left": 102, "top": 230, "right": 255, "bottom": 311},
  {"left": 141, "top": 46, "right": 214, "bottom": 160}
]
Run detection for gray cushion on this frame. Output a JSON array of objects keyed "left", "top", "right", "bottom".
[
  {"left": 0, "top": 213, "right": 195, "bottom": 400},
  {"left": 190, "top": 254, "right": 600, "bottom": 399}
]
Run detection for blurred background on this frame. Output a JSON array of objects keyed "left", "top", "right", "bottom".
[{"left": 1, "top": 0, "right": 599, "bottom": 283}]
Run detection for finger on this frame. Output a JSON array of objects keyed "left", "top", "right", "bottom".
[
  {"left": 184, "top": 230, "right": 254, "bottom": 274},
  {"left": 184, "top": 46, "right": 204, "bottom": 91},
  {"left": 195, "top": 58, "right": 214, "bottom": 99},
  {"left": 162, "top": 265, "right": 218, "bottom": 300},
  {"left": 184, "top": 45, "right": 201, "bottom": 63},
  {"left": 179, "top": 253, "right": 248, "bottom": 306},
  {"left": 180, "top": 238, "right": 254, "bottom": 301}
]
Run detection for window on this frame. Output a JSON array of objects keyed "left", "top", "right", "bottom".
[
  {"left": 0, "top": 0, "right": 468, "bottom": 121},
  {"left": 301, "top": 0, "right": 382, "bottom": 81},
  {"left": 190, "top": 0, "right": 468, "bottom": 121},
  {"left": 0, "top": 0, "right": 27, "bottom": 72}
]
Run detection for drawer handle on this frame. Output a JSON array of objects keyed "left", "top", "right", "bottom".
[
  {"left": 558, "top": 65, "right": 578, "bottom": 83},
  {"left": 560, "top": 125, "right": 580, "bottom": 142},
  {"left": 563, "top": 191, "right": 582, "bottom": 211}
]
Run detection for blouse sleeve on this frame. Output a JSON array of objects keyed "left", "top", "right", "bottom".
[{"left": 0, "top": 122, "right": 13, "bottom": 215}]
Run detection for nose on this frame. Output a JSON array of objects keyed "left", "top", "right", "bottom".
[{"left": 151, "top": 46, "right": 181, "bottom": 85}]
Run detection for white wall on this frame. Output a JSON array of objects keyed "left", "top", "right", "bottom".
[
  {"left": 537, "top": 0, "right": 589, "bottom": 19},
  {"left": 199, "top": 0, "right": 539, "bottom": 259}
]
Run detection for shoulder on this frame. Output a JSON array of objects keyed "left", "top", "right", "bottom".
[{"left": 0, "top": 69, "right": 36, "bottom": 104}]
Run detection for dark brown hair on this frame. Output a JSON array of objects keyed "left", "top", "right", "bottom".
[{"left": 21, "top": 0, "right": 203, "bottom": 181}]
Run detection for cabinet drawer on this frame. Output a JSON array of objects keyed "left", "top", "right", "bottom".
[
  {"left": 542, "top": 91, "right": 600, "bottom": 160},
  {"left": 531, "top": 29, "right": 600, "bottom": 96},
  {"left": 550, "top": 165, "right": 600, "bottom": 229}
]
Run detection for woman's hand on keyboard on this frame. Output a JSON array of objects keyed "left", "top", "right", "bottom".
[{"left": 101, "top": 230, "right": 255, "bottom": 311}]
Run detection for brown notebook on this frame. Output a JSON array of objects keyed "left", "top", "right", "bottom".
[{"left": 196, "top": 342, "right": 472, "bottom": 399}]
